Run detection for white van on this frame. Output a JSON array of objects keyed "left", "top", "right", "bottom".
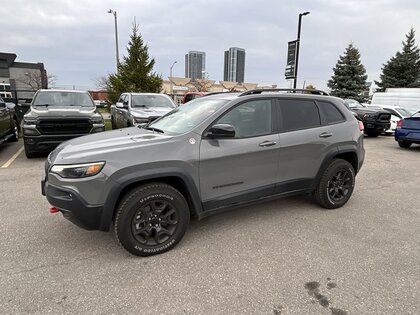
[{"left": 371, "top": 88, "right": 420, "bottom": 113}]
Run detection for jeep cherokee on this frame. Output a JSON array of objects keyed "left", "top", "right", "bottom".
[{"left": 42, "top": 89, "right": 365, "bottom": 256}]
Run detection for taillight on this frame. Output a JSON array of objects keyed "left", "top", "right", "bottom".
[
  {"left": 358, "top": 121, "right": 364, "bottom": 132},
  {"left": 396, "top": 119, "right": 403, "bottom": 128}
]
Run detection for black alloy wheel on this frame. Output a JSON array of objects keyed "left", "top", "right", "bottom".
[
  {"left": 327, "top": 169, "right": 352, "bottom": 203},
  {"left": 131, "top": 200, "right": 178, "bottom": 246},
  {"left": 114, "top": 183, "right": 190, "bottom": 256},
  {"left": 314, "top": 159, "right": 355, "bottom": 209}
]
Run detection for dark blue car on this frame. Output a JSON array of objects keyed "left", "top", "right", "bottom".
[{"left": 395, "top": 111, "right": 420, "bottom": 148}]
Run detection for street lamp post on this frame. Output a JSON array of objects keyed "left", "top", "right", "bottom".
[
  {"left": 107, "top": 9, "right": 120, "bottom": 73},
  {"left": 293, "top": 11, "right": 310, "bottom": 89},
  {"left": 170, "top": 61, "right": 177, "bottom": 97}
]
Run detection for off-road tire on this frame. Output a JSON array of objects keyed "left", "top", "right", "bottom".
[
  {"left": 398, "top": 140, "right": 412, "bottom": 148},
  {"left": 114, "top": 183, "right": 190, "bottom": 256},
  {"left": 314, "top": 159, "right": 355, "bottom": 209}
]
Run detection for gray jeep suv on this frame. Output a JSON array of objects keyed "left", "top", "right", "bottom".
[{"left": 42, "top": 89, "right": 365, "bottom": 256}]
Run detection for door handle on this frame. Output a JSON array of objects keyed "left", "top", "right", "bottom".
[
  {"left": 319, "top": 132, "right": 333, "bottom": 138},
  {"left": 259, "top": 141, "right": 277, "bottom": 147}
]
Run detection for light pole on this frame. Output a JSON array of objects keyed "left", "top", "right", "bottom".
[
  {"left": 293, "top": 11, "right": 310, "bottom": 89},
  {"left": 170, "top": 61, "right": 177, "bottom": 97},
  {"left": 107, "top": 9, "right": 120, "bottom": 73}
]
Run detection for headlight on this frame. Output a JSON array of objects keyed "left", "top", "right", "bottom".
[
  {"left": 91, "top": 117, "right": 104, "bottom": 124},
  {"left": 50, "top": 162, "right": 105, "bottom": 178},
  {"left": 23, "top": 119, "right": 37, "bottom": 126},
  {"left": 132, "top": 116, "right": 149, "bottom": 123}
]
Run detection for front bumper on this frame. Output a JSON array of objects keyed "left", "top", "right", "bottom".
[{"left": 42, "top": 179, "right": 104, "bottom": 231}]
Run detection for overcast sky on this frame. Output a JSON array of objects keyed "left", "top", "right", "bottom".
[{"left": 2, "top": 0, "right": 420, "bottom": 90}]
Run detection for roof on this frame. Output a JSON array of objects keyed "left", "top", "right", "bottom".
[{"left": 37, "top": 89, "right": 90, "bottom": 94}]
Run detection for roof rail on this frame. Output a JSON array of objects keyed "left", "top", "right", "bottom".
[{"left": 238, "top": 88, "right": 329, "bottom": 97}]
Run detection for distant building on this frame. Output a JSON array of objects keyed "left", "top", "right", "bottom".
[
  {"left": 0, "top": 52, "right": 47, "bottom": 101},
  {"left": 185, "top": 51, "right": 206, "bottom": 80},
  {"left": 223, "top": 47, "right": 245, "bottom": 83}
]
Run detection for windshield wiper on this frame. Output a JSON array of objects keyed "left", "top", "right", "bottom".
[
  {"left": 135, "top": 104, "right": 149, "bottom": 108},
  {"left": 144, "top": 126, "right": 164, "bottom": 133},
  {"left": 34, "top": 104, "right": 50, "bottom": 107}
]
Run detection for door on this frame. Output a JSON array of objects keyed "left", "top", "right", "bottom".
[
  {"left": 115, "top": 94, "right": 127, "bottom": 128},
  {"left": 275, "top": 99, "right": 339, "bottom": 192},
  {"left": 0, "top": 98, "right": 8, "bottom": 137},
  {"left": 199, "top": 99, "right": 279, "bottom": 210}
]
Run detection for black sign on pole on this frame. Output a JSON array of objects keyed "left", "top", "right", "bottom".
[{"left": 285, "top": 40, "right": 298, "bottom": 79}]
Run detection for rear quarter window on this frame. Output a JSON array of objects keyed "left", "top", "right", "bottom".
[
  {"left": 317, "top": 101, "right": 345, "bottom": 124},
  {"left": 278, "top": 99, "right": 321, "bottom": 131}
]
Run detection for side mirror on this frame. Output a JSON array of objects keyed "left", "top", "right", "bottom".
[
  {"left": 206, "top": 124, "right": 235, "bottom": 138},
  {"left": 116, "top": 102, "right": 126, "bottom": 109}
]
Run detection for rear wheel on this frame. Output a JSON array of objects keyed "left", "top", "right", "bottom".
[
  {"left": 314, "top": 159, "right": 355, "bottom": 209},
  {"left": 114, "top": 183, "right": 190, "bottom": 256},
  {"left": 398, "top": 140, "right": 412, "bottom": 148}
]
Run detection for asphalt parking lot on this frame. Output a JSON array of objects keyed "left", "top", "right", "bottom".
[{"left": 0, "top": 137, "right": 419, "bottom": 314}]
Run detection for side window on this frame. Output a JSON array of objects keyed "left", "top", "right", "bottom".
[
  {"left": 279, "top": 100, "right": 321, "bottom": 131},
  {"left": 216, "top": 99, "right": 272, "bottom": 138},
  {"left": 123, "top": 95, "right": 129, "bottom": 105},
  {"left": 118, "top": 94, "right": 124, "bottom": 103},
  {"left": 317, "top": 101, "right": 345, "bottom": 124}
]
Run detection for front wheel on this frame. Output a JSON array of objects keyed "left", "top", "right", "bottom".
[
  {"left": 114, "top": 183, "right": 190, "bottom": 256},
  {"left": 398, "top": 140, "right": 412, "bottom": 148},
  {"left": 8, "top": 119, "right": 19, "bottom": 142},
  {"left": 314, "top": 159, "right": 355, "bottom": 209}
]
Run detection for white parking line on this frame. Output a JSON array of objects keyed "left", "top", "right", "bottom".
[{"left": 1, "top": 146, "right": 24, "bottom": 168}]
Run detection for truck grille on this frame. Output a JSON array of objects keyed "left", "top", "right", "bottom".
[{"left": 37, "top": 119, "right": 92, "bottom": 135}]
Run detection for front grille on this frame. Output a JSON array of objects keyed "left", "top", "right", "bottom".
[
  {"left": 148, "top": 116, "right": 160, "bottom": 122},
  {"left": 37, "top": 119, "right": 92, "bottom": 135}
]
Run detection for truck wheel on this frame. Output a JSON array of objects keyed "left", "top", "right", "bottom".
[
  {"left": 366, "top": 131, "right": 380, "bottom": 137},
  {"left": 314, "top": 159, "right": 355, "bottom": 209},
  {"left": 9, "top": 119, "right": 19, "bottom": 142},
  {"left": 24, "top": 145, "right": 36, "bottom": 158},
  {"left": 398, "top": 140, "right": 412, "bottom": 148},
  {"left": 114, "top": 183, "right": 190, "bottom": 256}
]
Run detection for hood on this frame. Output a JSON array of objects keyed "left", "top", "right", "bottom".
[
  {"left": 51, "top": 127, "right": 173, "bottom": 163},
  {"left": 131, "top": 106, "right": 173, "bottom": 118},
  {"left": 24, "top": 106, "right": 100, "bottom": 119}
]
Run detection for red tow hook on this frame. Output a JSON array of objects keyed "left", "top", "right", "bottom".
[{"left": 49, "top": 207, "right": 59, "bottom": 214}]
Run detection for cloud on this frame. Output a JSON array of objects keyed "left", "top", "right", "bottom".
[{"left": 1, "top": 0, "right": 419, "bottom": 90}]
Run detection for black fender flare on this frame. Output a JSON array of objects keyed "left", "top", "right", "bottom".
[{"left": 99, "top": 167, "right": 202, "bottom": 231}]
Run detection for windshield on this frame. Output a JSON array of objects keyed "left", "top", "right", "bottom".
[
  {"left": 396, "top": 107, "right": 412, "bottom": 117},
  {"left": 344, "top": 99, "right": 364, "bottom": 109},
  {"left": 148, "top": 98, "right": 229, "bottom": 134},
  {"left": 131, "top": 95, "right": 175, "bottom": 108},
  {"left": 33, "top": 91, "right": 94, "bottom": 107}
]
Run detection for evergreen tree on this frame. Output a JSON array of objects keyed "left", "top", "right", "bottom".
[
  {"left": 375, "top": 28, "right": 420, "bottom": 91},
  {"left": 327, "top": 43, "right": 368, "bottom": 102},
  {"left": 107, "top": 23, "right": 162, "bottom": 103}
]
